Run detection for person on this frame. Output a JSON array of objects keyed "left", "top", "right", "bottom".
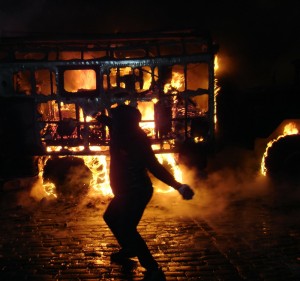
[{"left": 96, "top": 103, "right": 195, "bottom": 281}]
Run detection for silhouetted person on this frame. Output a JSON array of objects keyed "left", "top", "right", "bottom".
[{"left": 96, "top": 104, "right": 194, "bottom": 281}]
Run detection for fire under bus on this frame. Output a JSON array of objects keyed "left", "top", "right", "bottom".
[{"left": 0, "top": 29, "right": 219, "bottom": 197}]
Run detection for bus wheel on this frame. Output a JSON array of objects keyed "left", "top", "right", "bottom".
[
  {"left": 43, "top": 156, "right": 92, "bottom": 200},
  {"left": 264, "top": 134, "right": 300, "bottom": 182}
]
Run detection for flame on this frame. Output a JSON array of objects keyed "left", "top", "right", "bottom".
[
  {"left": 39, "top": 55, "right": 220, "bottom": 199},
  {"left": 155, "top": 152, "right": 182, "bottom": 193},
  {"left": 164, "top": 72, "right": 184, "bottom": 93},
  {"left": 41, "top": 150, "right": 113, "bottom": 198},
  {"left": 81, "top": 155, "right": 112, "bottom": 196},
  {"left": 214, "top": 55, "right": 220, "bottom": 129},
  {"left": 214, "top": 55, "right": 219, "bottom": 71},
  {"left": 138, "top": 102, "right": 155, "bottom": 135},
  {"left": 42, "top": 180, "right": 57, "bottom": 198},
  {"left": 261, "top": 122, "right": 299, "bottom": 176},
  {"left": 41, "top": 151, "right": 181, "bottom": 198},
  {"left": 64, "top": 69, "right": 96, "bottom": 92}
]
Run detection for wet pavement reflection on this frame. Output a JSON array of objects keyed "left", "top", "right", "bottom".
[{"left": 0, "top": 180, "right": 299, "bottom": 280}]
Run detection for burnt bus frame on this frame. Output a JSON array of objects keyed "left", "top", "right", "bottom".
[{"left": 0, "top": 29, "right": 219, "bottom": 157}]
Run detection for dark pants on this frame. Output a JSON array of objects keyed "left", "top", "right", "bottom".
[{"left": 103, "top": 189, "right": 158, "bottom": 270}]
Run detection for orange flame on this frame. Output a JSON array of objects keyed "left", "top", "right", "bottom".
[
  {"left": 40, "top": 55, "right": 220, "bottom": 199},
  {"left": 214, "top": 55, "right": 220, "bottom": 129},
  {"left": 155, "top": 152, "right": 182, "bottom": 193},
  {"left": 41, "top": 152, "right": 181, "bottom": 198},
  {"left": 261, "top": 122, "right": 299, "bottom": 176},
  {"left": 81, "top": 155, "right": 112, "bottom": 196}
]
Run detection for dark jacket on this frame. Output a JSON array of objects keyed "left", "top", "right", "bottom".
[
  {"left": 109, "top": 127, "right": 181, "bottom": 195},
  {"left": 96, "top": 105, "right": 181, "bottom": 195}
]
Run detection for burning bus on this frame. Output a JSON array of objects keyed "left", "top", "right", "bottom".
[
  {"left": 0, "top": 29, "right": 219, "bottom": 197},
  {"left": 1, "top": 29, "right": 298, "bottom": 198}
]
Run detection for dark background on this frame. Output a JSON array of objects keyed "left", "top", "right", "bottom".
[
  {"left": 1, "top": 1, "right": 300, "bottom": 201},
  {"left": 1, "top": 0, "right": 299, "bottom": 89}
]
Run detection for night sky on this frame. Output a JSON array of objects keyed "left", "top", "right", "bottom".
[{"left": 0, "top": 0, "right": 299, "bottom": 89}]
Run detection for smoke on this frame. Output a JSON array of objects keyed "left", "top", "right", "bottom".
[
  {"left": 3, "top": 145, "right": 299, "bottom": 219},
  {"left": 147, "top": 146, "right": 276, "bottom": 219},
  {"left": 30, "top": 176, "right": 49, "bottom": 201},
  {"left": 0, "top": 176, "right": 41, "bottom": 210}
]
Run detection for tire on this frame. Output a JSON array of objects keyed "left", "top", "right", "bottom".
[
  {"left": 43, "top": 156, "right": 92, "bottom": 200},
  {"left": 264, "top": 134, "right": 300, "bottom": 182}
]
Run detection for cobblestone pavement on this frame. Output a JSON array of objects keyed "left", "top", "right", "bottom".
[{"left": 0, "top": 176, "right": 299, "bottom": 281}]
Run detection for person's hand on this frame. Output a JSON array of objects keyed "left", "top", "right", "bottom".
[{"left": 178, "top": 184, "right": 194, "bottom": 200}]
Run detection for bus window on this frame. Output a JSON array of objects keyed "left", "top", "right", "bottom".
[
  {"left": 163, "top": 65, "right": 185, "bottom": 93},
  {"left": 187, "top": 63, "right": 209, "bottom": 90},
  {"left": 59, "top": 51, "right": 82, "bottom": 60},
  {"left": 15, "top": 51, "right": 46, "bottom": 60},
  {"left": 109, "top": 66, "right": 153, "bottom": 92},
  {"left": 14, "top": 70, "right": 32, "bottom": 95},
  {"left": 63, "top": 69, "right": 96, "bottom": 93},
  {"left": 109, "top": 67, "right": 132, "bottom": 90},
  {"left": 35, "top": 69, "right": 57, "bottom": 96},
  {"left": 138, "top": 66, "right": 152, "bottom": 91},
  {"left": 83, "top": 51, "right": 107, "bottom": 59}
]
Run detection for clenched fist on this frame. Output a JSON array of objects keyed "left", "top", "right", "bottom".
[{"left": 178, "top": 184, "right": 194, "bottom": 200}]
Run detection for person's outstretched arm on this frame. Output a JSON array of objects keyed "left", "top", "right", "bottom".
[{"left": 142, "top": 136, "right": 194, "bottom": 200}]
